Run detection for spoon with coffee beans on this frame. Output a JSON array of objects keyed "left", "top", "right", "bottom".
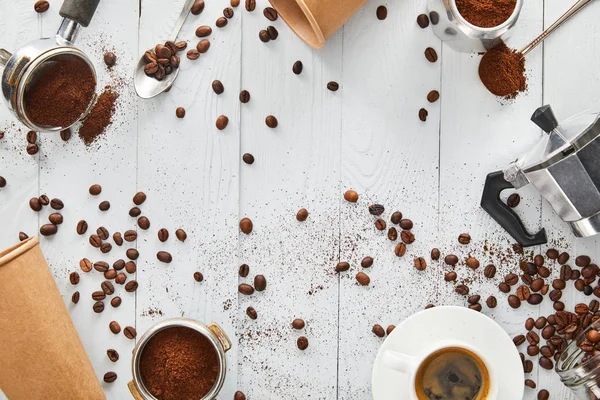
[{"left": 134, "top": 0, "right": 196, "bottom": 98}]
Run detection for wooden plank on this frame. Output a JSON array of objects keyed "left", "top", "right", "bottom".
[
  {"left": 437, "top": 1, "right": 545, "bottom": 399},
  {"left": 337, "top": 1, "right": 442, "bottom": 398},
  {"left": 538, "top": 1, "right": 600, "bottom": 398},
  {"left": 35, "top": 1, "right": 139, "bottom": 398},
  {"left": 236, "top": 1, "right": 343, "bottom": 398},
  {"left": 136, "top": 0, "right": 241, "bottom": 398}
]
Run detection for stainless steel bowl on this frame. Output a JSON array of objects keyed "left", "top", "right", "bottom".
[{"left": 128, "top": 318, "right": 232, "bottom": 400}]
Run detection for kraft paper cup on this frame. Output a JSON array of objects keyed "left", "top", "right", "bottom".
[
  {"left": 269, "top": 0, "right": 368, "bottom": 49},
  {"left": 0, "top": 237, "right": 105, "bottom": 400}
]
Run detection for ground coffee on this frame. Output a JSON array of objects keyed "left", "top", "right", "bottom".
[
  {"left": 24, "top": 57, "right": 96, "bottom": 127},
  {"left": 78, "top": 87, "right": 118, "bottom": 145},
  {"left": 479, "top": 42, "right": 526, "bottom": 98},
  {"left": 456, "top": 0, "right": 517, "bottom": 28},
  {"left": 139, "top": 327, "right": 220, "bottom": 400}
]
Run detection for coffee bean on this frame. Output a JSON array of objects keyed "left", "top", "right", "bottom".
[
  {"left": 240, "top": 217, "right": 253, "bottom": 234},
  {"left": 587, "top": 330, "right": 600, "bottom": 343},
  {"left": 538, "top": 390, "right": 549, "bottom": 400},
  {"left": 93, "top": 261, "right": 109, "bottom": 273},
  {"left": 368, "top": 204, "right": 385, "bottom": 216},
  {"left": 327, "top": 81, "right": 340, "bottom": 91},
  {"left": 387, "top": 227, "right": 398, "bottom": 241},
  {"left": 138, "top": 216, "right": 150, "bottom": 230},
  {"left": 109, "top": 321, "right": 121, "bottom": 334},
  {"left": 69, "top": 272, "right": 80, "bottom": 285},
  {"left": 508, "top": 295, "right": 521, "bottom": 308},
  {"left": 29, "top": 197, "right": 42, "bottom": 212},
  {"left": 292, "top": 60, "right": 303, "bottom": 75},
  {"left": 585, "top": 285, "right": 594, "bottom": 295},
  {"left": 239, "top": 264, "right": 249, "bottom": 277},
  {"left": 115, "top": 273, "right": 126, "bottom": 284},
  {"left": 216, "top": 115, "right": 229, "bottom": 130},
  {"left": 546, "top": 248, "right": 559, "bottom": 259},
  {"left": 361, "top": 257, "right": 374, "bottom": 268},
  {"left": 254, "top": 275, "right": 267, "bottom": 291},
  {"left": 124, "top": 326, "right": 137, "bottom": 339},
  {"left": 521, "top": 274, "right": 533, "bottom": 286},
  {"left": 296, "top": 208, "right": 309, "bottom": 222},
  {"left": 534, "top": 254, "right": 545, "bottom": 267},
  {"left": 246, "top": 306, "right": 257, "bottom": 320},
  {"left": 39, "top": 195, "right": 50, "bottom": 205},
  {"left": 222, "top": 6, "right": 234, "bottom": 18},
  {"left": 263, "top": 6, "right": 278, "bottom": 21},
  {"left": 96, "top": 226, "right": 108, "bottom": 240},
  {"left": 34, "top": 0, "right": 49, "bottom": 13},
  {"left": 574, "top": 279, "right": 585, "bottom": 291},
  {"left": 444, "top": 271, "right": 457, "bottom": 281},
  {"left": 524, "top": 379, "right": 536, "bottom": 389},
  {"left": 196, "top": 25, "right": 212, "bottom": 37},
  {"left": 394, "top": 242, "right": 407, "bottom": 257},
  {"left": 465, "top": 257, "right": 480, "bottom": 269},
  {"left": 457, "top": 233, "right": 471, "bottom": 244},
  {"left": 468, "top": 295, "right": 480, "bottom": 305},
  {"left": 374, "top": 5, "right": 387, "bottom": 20},
  {"left": 414, "top": 257, "right": 427, "bottom": 271},
  {"left": 267, "top": 26, "right": 278, "bottom": 40},
  {"left": 506, "top": 193, "right": 520, "bottom": 208},
  {"left": 553, "top": 301, "right": 564, "bottom": 311},
  {"left": 427, "top": 90, "right": 439, "bottom": 103},
  {"left": 71, "top": 291, "right": 80, "bottom": 304},
  {"left": 186, "top": 49, "right": 200, "bottom": 60},
  {"left": 429, "top": 248, "right": 440, "bottom": 261},
  {"left": 92, "top": 291, "right": 106, "bottom": 301},
  {"left": 239, "top": 283, "right": 254, "bottom": 295},
  {"left": 126, "top": 249, "right": 139, "bottom": 260},
  {"left": 265, "top": 115, "right": 278, "bottom": 128},
  {"left": 93, "top": 301, "right": 104, "bottom": 313},
  {"left": 193, "top": 272, "right": 203, "bottom": 282},
  {"left": 577, "top": 255, "right": 591, "bottom": 267},
  {"left": 111, "top": 297, "right": 121, "bottom": 308},
  {"left": 292, "top": 319, "right": 305, "bottom": 329},
  {"left": 344, "top": 190, "right": 359, "bottom": 202},
  {"left": 40, "top": 224, "right": 57, "bottom": 236},
  {"left": 107, "top": 349, "right": 119, "bottom": 362},
  {"left": 375, "top": 219, "right": 386, "bottom": 231},
  {"left": 122, "top": 230, "right": 136, "bottom": 242},
  {"left": 483, "top": 264, "right": 496, "bottom": 278},
  {"left": 498, "top": 282, "right": 510, "bottom": 293},
  {"left": 245, "top": 0, "right": 256, "bottom": 11},
  {"left": 527, "top": 294, "right": 543, "bottom": 305},
  {"left": 455, "top": 285, "right": 469, "bottom": 295},
  {"left": 560, "top": 265, "right": 573, "bottom": 280},
  {"left": 552, "top": 279, "right": 566, "bottom": 290},
  {"left": 356, "top": 272, "right": 371, "bottom": 286},
  {"left": 0, "top": 176, "right": 5, "bottom": 188},
  {"left": 18, "top": 232, "right": 28, "bottom": 241},
  {"left": 216, "top": 17, "right": 228, "bottom": 28},
  {"left": 129, "top": 207, "right": 141, "bottom": 217},
  {"left": 125, "top": 280, "right": 138, "bottom": 292},
  {"left": 235, "top": 392, "right": 246, "bottom": 400},
  {"left": 516, "top": 285, "right": 530, "bottom": 301},
  {"left": 417, "top": 13, "right": 429, "bottom": 28},
  {"left": 387, "top": 211, "right": 401, "bottom": 225},
  {"left": 100, "top": 243, "right": 112, "bottom": 254},
  {"left": 239, "top": 90, "right": 251, "bottom": 104},
  {"left": 48, "top": 213, "right": 63, "bottom": 225},
  {"left": 78, "top": 258, "right": 92, "bottom": 273},
  {"left": 104, "top": 52, "right": 116, "bottom": 68},
  {"left": 468, "top": 303, "right": 482, "bottom": 312},
  {"left": 101, "top": 281, "right": 115, "bottom": 295},
  {"left": 26, "top": 130, "right": 37, "bottom": 144},
  {"left": 112, "top": 232, "right": 123, "bottom": 246},
  {"left": 175, "top": 228, "right": 187, "bottom": 242},
  {"left": 197, "top": 39, "right": 210, "bottom": 53},
  {"left": 103, "top": 371, "right": 117, "bottom": 384},
  {"left": 590, "top": 299, "right": 599, "bottom": 312},
  {"left": 191, "top": 0, "right": 205, "bottom": 14},
  {"left": 418, "top": 108, "right": 428, "bottom": 122},
  {"left": 98, "top": 201, "right": 110, "bottom": 211},
  {"left": 372, "top": 324, "right": 385, "bottom": 337},
  {"left": 425, "top": 47, "right": 438, "bottom": 62},
  {"left": 513, "top": 335, "right": 525, "bottom": 346},
  {"left": 505, "top": 273, "right": 518, "bottom": 286},
  {"left": 486, "top": 295, "right": 497, "bottom": 308},
  {"left": 335, "top": 261, "right": 350, "bottom": 273},
  {"left": 445, "top": 254, "right": 458, "bottom": 266},
  {"left": 537, "top": 266, "right": 550, "bottom": 278},
  {"left": 549, "top": 289, "right": 562, "bottom": 302},
  {"left": 125, "top": 262, "right": 136, "bottom": 274},
  {"left": 26, "top": 143, "right": 38, "bottom": 155},
  {"left": 174, "top": 107, "right": 186, "bottom": 119},
  {"left": 539, "top": 357, "right": 553, "bottom": 370},
  {"left": 401, "top": 230, "right": 415, "bottom": 244}
]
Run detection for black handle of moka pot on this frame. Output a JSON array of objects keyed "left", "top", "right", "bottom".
[
  {"left": 59, "top": 0, "right": 101, "bottom": 27},
  {"left": 481, "top": 171, "right": 548, "bottom": 247}
]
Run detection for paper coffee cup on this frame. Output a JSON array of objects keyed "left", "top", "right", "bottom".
[
  {"left": 268, "top": 0, "right": 368, "bottom": 49},
  {"left": 0, "top": 237, "right": 105, "bottom": 400}
]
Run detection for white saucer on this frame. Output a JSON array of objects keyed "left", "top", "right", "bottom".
[{"left": 372, "top": 306, "right": 524, "bottom": 400}]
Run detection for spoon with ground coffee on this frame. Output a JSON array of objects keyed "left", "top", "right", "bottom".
[
  {"left": 134, "top": 0, "right": 196, "bottom": 99},
  {"left": 479, "top": 0, "right": 595, "bottom": 98}
]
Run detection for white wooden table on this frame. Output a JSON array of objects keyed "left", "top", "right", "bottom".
[{"left": 1, "top": 0, "right": 599, "bottom": 399}]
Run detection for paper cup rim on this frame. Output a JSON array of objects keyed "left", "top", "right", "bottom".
[
  {"left": 268, "top": 0, "right": 326, "bottom": 49},
  {"left": 0, "top": 236, "right": 39, "bottom": 267}
]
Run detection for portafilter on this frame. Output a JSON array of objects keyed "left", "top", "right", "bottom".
[
  {"left": 481, "top": 105, "right": 600, "bottom": 247},
  {"left": 0, "top": 0, "right": 101, "bottom": 132}
]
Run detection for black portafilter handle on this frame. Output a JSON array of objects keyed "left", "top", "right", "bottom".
[
  {"left": 60, "top": 0, "right": 101, "bottom": 27},
  {"left": 480, "top": 171, "right": 548, "bottom": 247}
]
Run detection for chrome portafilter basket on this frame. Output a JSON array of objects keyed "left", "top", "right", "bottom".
[{"left": 0, "top": 0, "right": 100, "bottom": 132}]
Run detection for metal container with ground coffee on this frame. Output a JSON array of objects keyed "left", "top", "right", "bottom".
[
  {"left": 128, "top": 318, "right": 231, "bottom": 400},
  {"left": 427, "top": 0, "right": 523, "bottom": 53}
]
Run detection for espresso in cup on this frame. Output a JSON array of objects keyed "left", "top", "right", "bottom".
[{"left": 414, "top": 347, "right": 490, "bottom": 400}]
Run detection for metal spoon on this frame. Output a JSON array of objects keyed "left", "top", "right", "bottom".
[
  {"left": 134, "top": 0, "right": 196, "bottom": 99},
  {"left": 520, "top": 0, "right": 595, "bottom": 56}
]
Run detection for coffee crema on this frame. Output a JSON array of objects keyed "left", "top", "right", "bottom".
[{"left": 415, "top": 347, "right": 489, "bottom": 400}]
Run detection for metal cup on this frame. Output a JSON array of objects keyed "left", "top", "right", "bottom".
[
  {"left": 427, "top": 0, "right": 523, "bottom": 53},
  {"left": 128, "top": 318, "right": 232, "bottom": 400},
  {"left": 0, "top": 0, "right": 100, "bottom": 132}
]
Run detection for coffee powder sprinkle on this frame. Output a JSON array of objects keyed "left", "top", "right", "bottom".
[
  {"left": 139, "top": 327, "right": 220, "bottom": 400},
  {"left": 479, "top": 42, "right": 527, "bottom": 98},
  {"left": 456, "top": 0, "right": 517, "bottom": 28},
  {"left": 78, "top": 86, "right": 118, "bottom": 145},
  {"left": 24, "top": 57, "right": 96, "bottom": 128}
]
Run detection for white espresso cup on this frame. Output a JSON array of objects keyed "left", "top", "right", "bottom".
[{"left": 381, "top": 340, "right": 498, "bottom": 400}]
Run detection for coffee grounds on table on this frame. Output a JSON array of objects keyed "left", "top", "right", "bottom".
[
  {"left": 78, "top": 87, "right": 118, "bottom": 146},
  {"left": 479, "top": 42, "right": 526, "bottom": 98},
  {"left": 23, "top": 57, "right": 95, "bottom": 128},
  {"left": 456, "top": 0, "right": 517, "bottom": 28},
  {"left": 139, "top": 327, "right": 220, "bottom": 400}
]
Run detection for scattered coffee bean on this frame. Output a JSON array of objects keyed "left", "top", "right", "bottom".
[
  {"left": 539, "top": 357, "right": 553, "bottom": 370},
  {"left": 387, "top": 227, "right": 398, "bottom": 241},
  {"left": 115, "top": 273, "right": 126, "bottom": 284},
  {"left": 546, "top": 249, "right": 559, "bottom": 259},
  {"left": 125, "top": 280, "right": 138, "bottom": 292},
  {"left": 124, "top": 326, "right": 137, "bottom": 339},
  {"left": 265, "top": 115, "right": 278, "bottom": 128},
  {"left": 466, "top": 257, "right": 480, "bottom": 269},
  {"left": 486, "top": 295, "right": 497, "bottom": 308},
  {"left": 507, "top": 193, "right": 520, "bottom": 208},
  {"left": 375, "top": 219, "right": 387, "bottom": 231},
  {"left": 508, "top": 295, "right": 521, "bottom": 308},
  {"left": 26, "top": 130, "right": 37, "bottom": 144},
  {"left": 513, "top": 334, "right": 525, "bottom": 346},
  {"left": 576, "top": 255, "right": 591, "bottom": 267},
  {"left": 197, "top": 39, "right": 210, "bottom": 53},
  {"left": 344, "top": 190, "right": 359, "bottom": 203},
  {"left": 124, "top": 230, "right": 137, "bottom": 242},
  {"left": 455, "top": 285, "right": 469, "bottom": 295},
  {"left": 101, "top": 281, "right": 115, "bottom": 295},
  {"left": 223, "top": 7, "right": 234, "bottom": 18},
  {"left": 389, "top": 211, "right": 402, "bottom": 225},
  {"left": 196, "top": 26, "right": 212, "bottom": 38},
  {"left": 527, "top": 294, "right": 543, "bottom": 305},
  {"left": 386, "top": 325, "right": 395, "bottom": 335},
  {"left": 29, "top": 197, "right": 42, "bottom": 211},
  {"left": 239, "top": 283, "right": 254, "bottom": 295},
  {"left": 126, "top": 248, "right": 139, "bottom": 260},
  {"left": 104, "top": 52, "right": 116, "bottom": 68},
  {"left": 158, "top": 228, "right": 169, "bottom": 242},
  {"left": 444, "top": 271, "right": 457, "bottom": 282},
  {"left": 414, "top": 257, "right": 427, "bottom": 271},
  {"left": 538, "top": 390, "right": 549, "bottom": 400},
  {"left": 18, "top": 232, "right": 28, "bottom": 241},
  {"left": 100, "top": 243, "right": 112, "bottom": 254},
  {"left": 245, "top": 0, "right": 255, "bottom": 11},
  {"left": 483, "top": 264, "right": 496, "bottom": 278},
  {"left": 427, "top": 90, "right": 440, "bottom": 103},
  {"left": 216, "top": 115, "right": 229, "bottom": 130},
  {"left": 93, "top": 261, "right": 109, "bottom": 273},
  {"left": 93, "top": 301, "right": 104, "bottom": 313},
  {"left": 34, "top": 0, "right": 49, "bottom": 13},
  {"left": 297, "top": 336, "right": 309, "bottom": 350},
  {"left": 71, "top": 291, "right": 80, "bottom": 304},
  {"left": 356, "top": 272, "right": 370, "bottom": 286},
  {"left": 401, "top": 230, "right": 415, "bottom": 244},
  {"left": 360, "top": 257, "right": 374, "bottom": 269},
  {"left": 175, "top": 107, "right": 186, "bottom": 118},
  {"left": 368, "top": 204, "right": 385, "bottom": 216},
  {"left": 394, "top": 242, "right": 407, "bottom": 257},
  {"left": 176, "top": 228, "right": 187, "bottom": 242},
  {"left": 26, "top": 143, "right": 38, "bottom": 155},
  {"left": 240, "top": 217, "right": 253, "bottom": 234},
  {"left": 327, "top": 81, "right": 339, "bottom": 91},
  {"left": 259, "top": 30, "right": 271, "bottom": 42},
  {"left": 430, "top": 248, "right": 440, "bottom": 261},
  {"left": 111, "top": 297, "right": 122, "bottom": 308},
  {"left": 92, "top": 291, "right": 106, "bottom": 301},
  {"left": 109, "top": 321, "right": 121, "bottom": 334},
  {"left": 138, "top": 216, "right": 150, "bottom": 230},
  {"left": 445, "top": 254, "right": 459, "bottom": 266},
  {"left": 254, "top": 275, "right": 267, "bottom": 291},
  {"left": 417, "top": 13, "right": 429, "bottom": 28},
  {"left": 505, "top": 273, "right": 519, "bottom": 286},
  {"left": 372, "top": 324, "right": 385, "bottom": 337},
  {"left": 103, "top": 372, "right": 117, "bottom": 383},
  {"left": 107, "top": 349, "right": 119, "bottom": 362},
  {"left": 96, "top": 226, "right": 109, "bottom": 240},
  {"left": 194, "top": 272, "right": 203, "bottom": 282},
  {"left": 191, "top": 0, "right": 205, "bottom": 14},
  {"left": 296, "top": 208, "right": 309, "bottom": 222},
  {"left": 40, "top": 224, "right": 57, "bottom": 236},
  {"left": 79, "top": 258, "right": 92, "bottom": 273},
  {"left": 48, "top": 213, "right": 63, "bottom": 225},
  {"left": 267, "top": 26, "right": 278, "bottom": 40},
  {"left": 292, "top": 319, "right": 305, "bottom": 329},
  {"left": 246, "top": 306, "right": 257, "bottom": 319},
  {"left": 458, "top": 233, "right": 471, "bottom": 244},
  {"left": 235, "top": 392, "right": 246, "bottom": 400},
  {"left": 419, "top": 108, "right": 428, "bottom": 122},
  {"left": 69, "top": 271, "right": 80, "bottom": 285},
  {"left": 425, "top": 47, "right": 438, "bottom": 62},
  {"left": 231, "top": 0, "right": 240, "bottom": 7},
  {"left": 525, "top": 379, "right": 536, "bottom": 389},
  {"left": 516, "top": 285, "right": 531, "bottom": 301},
  {"left": 239, "top": 264, "right": 250, "bottom": 277},
  {"left": 292, "top": 60, "right": 303, "bottom": 75},
  {"left": 98, "top": 201, "right": 110, "bottom": 211},
  {"left": 129, "top": 207, "right": 141, "bottom": 217},
  {"left": 376, "top": 5, "right": 387, "bottom": 20},
  {"left": 263, "top": 6, "right": 278, "bottom": 21},
  {"left": 187, "top": 49, "right": 200, "bottom": 60},
  {"left": 336, "top": 262, "right": 350, "bottom": 272},
  {"left": 113, "top": 232, "right": 123, "bottom": 246},
  {"left": 0, "top": 176, "right": 5, "bottom": 188},
  {"left": 216, "top": 17, "right": 228, "bottom": 28}
]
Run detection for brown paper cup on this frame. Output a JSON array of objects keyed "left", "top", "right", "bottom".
[
  {"left": 269, "top": 0, "right": 368, "bottom": 49},
  {"left": 0, "top": 237, "right": 105, "bottom": 400}
]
